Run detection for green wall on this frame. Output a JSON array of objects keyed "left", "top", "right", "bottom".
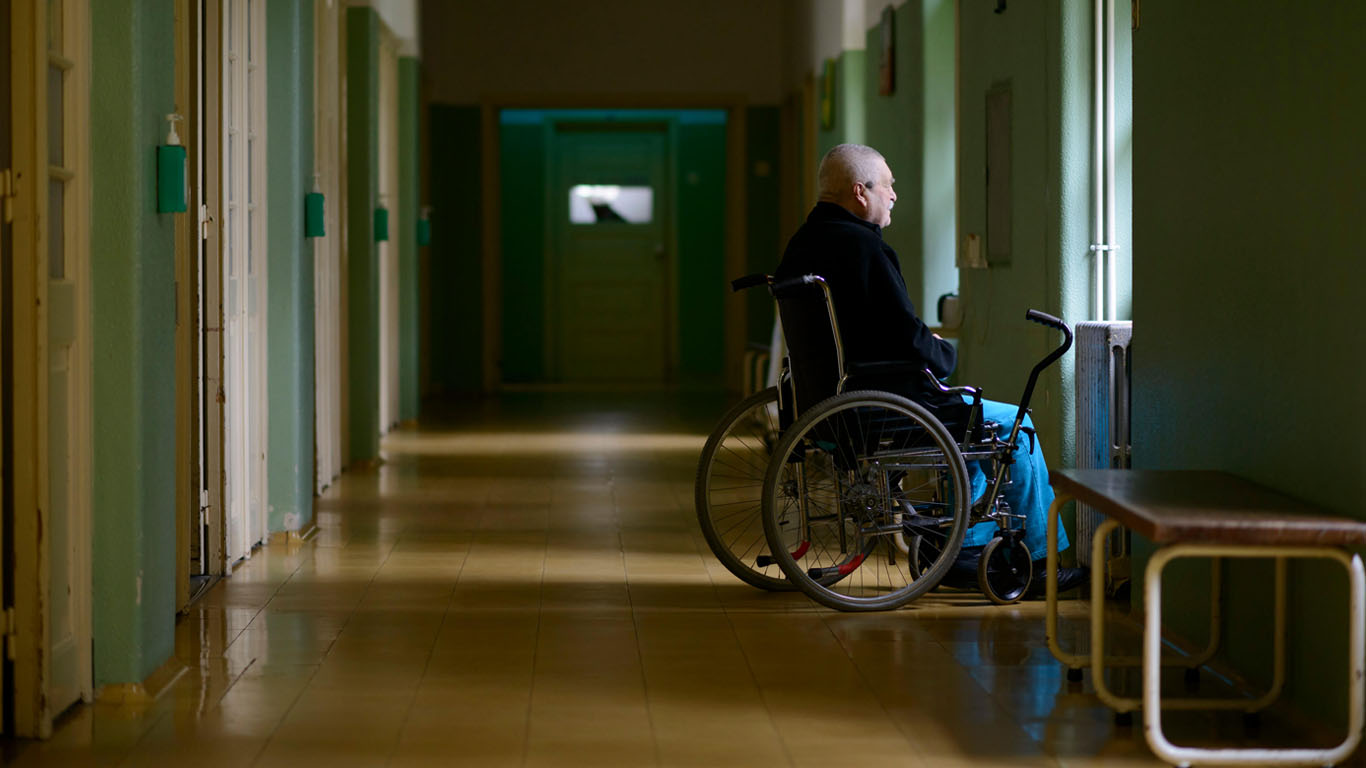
[
  {"left": 398, "top": 57, "right": 421, "bottom": 420},
  {"left": 266, "top": 0, "right": 315, "bottom": 532},
  {"left": 89, "top": 0, "right": 177, "bottom": 686},
  {"left": 816, "top": 50, "right": 867, "bottom": 159},
  {"left": 493, "top": 109, "right": 734, "bottom": 385},
  {"left": 674, "top": 113, "right": 728, "bottom": 380},
  {"left": 427, "top": 104, "right": 483, "bottom": 392},
  {"left": 864, "top": 0, "right": 957, "bottom": 330},
  {"left": 495, "top": 113, "right": 543, "bottom": 383},
  {"left": 1132, "top": 0, "right": 1366, "bottom": 724},
  {"left": 953, "top": 0, "right": 1097, "bottom": 474},
  {"left": 745, "top": 106, "right": 782, "bottom": 346},
  {"left": 345, "top": 7, "right": 379, "bottom": 460}
]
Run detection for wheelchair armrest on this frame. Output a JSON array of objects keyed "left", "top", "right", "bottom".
[
  {"left": 730, "top": 273, "right": 772, "bottom": 292},
  {"left": 921, "top": 368, "right": 982, "bottom": 403},
  {"left": 846, "top": 360, "right": 925, "bottom": 379}
]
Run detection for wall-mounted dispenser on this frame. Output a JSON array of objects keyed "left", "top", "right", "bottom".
[
  {"left": 305, "top": 172, "right": 325, "bottom": 238},
  {"left": 417, "top": 205, "right": 431, "bottom": 246},
  {"left": 374, "top": 196, "right": 389, "bottom": 242},
  {"left": 156, "top": 113, "right": 187, "bottom": 213}
]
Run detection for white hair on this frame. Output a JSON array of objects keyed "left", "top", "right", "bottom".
[{"left": 817, "top": 144, "right": 887, "bottom": 199}]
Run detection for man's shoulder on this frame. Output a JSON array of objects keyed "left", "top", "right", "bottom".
[{"left": 786, "top": 217, "right": 883, "bottom": 258}]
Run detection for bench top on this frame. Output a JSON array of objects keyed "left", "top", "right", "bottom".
[{"left": 1049, "top": 469, "right": 1366, "bottom": 548}]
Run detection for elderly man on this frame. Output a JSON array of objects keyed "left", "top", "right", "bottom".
[{"left": 774, "top": 143, "right": 1085, "bottom": 594}]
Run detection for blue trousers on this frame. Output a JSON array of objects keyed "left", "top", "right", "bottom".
[{"left": 960, "top": 397, "right": 1068, "bottom": 560}]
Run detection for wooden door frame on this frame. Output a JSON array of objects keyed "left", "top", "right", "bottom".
[
  {"left": 173, "top": 0, "right": 208, "bottom": 609},
  {"left": 479, "top": 94, "right": 748, "bottom": 393},
  {"left": 9, "top": 0, "right": 48, "bottom": 737},
  {"left": 201, "top": 0, "right": 227, "bottom": 577}
]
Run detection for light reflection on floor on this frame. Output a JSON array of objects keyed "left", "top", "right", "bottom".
[{"left": 2, "top": 392, "right": 1354, "bottom": 766}]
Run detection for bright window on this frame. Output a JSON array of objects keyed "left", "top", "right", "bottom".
[{"left": 568, "top": 184, "right": 653, "bottom": 224}]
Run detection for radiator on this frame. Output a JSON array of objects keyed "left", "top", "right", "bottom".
[{"left": 1074, "top": 321, "right": 1133, "bottom": 585}]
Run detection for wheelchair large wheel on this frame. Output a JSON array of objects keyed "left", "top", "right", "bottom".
[
  {"left": 977, "top": 535, "right": 1032, "bottom": 605},
  {"left": 695, "top": 387, "right": 793, "bottom": 591},
  {"left": 761, "top": 391, "right": 971, "bottom": 611}
]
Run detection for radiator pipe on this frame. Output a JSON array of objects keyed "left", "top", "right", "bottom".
[
  {"left": 1090, "top": 0, "right": 1118, "bottom": 321},
  {"left": 1091, "top": 0, "right": 1105, "bottom": 321},
  {"left": 1104, "top": 0, "right": 1118, "bottom": 321}
]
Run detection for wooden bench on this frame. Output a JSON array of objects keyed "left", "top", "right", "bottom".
[{"left": 1043, "top": 469, "right": 1366, "bottom": 767}]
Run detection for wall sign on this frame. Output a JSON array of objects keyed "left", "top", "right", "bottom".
[{"left": 821, "top": 58, "right": 836, "bottom": 130}]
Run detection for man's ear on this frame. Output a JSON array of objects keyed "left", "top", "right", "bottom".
[{"left": 851, "top": 182, "right": 869, "bottom": 210}]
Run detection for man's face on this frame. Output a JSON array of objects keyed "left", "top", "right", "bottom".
[{"left": 858, "top": 160, "right": 897, "bottom": 228}]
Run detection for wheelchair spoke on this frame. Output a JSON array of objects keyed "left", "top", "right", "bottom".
[
  {"left": 696, "top": 388, "right": 794, "bottom": 592},
  {"left": 762, "top": 392, "right": 971, "bottom": 611}
]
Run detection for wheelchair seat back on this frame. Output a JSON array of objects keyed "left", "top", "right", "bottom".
[
  {"left": 771, "top": 276, "right": 845, "bottom": 418},
  {"left": 771, "top": 273, "right": 983, "bottom": 446}
]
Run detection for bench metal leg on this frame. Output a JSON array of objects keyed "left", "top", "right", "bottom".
[
  {"left": 1047, "top": 499, "right": 1224, "bottom": 689},
  {"left": 1090, "top": 520, "right": 1227, "bottom": 712},
  {"left": 1046, "top": 493, "right": 1090, "bottom": 670},
  {"left": 1143, "top": 545, "right": 1365, "bottom": 766}
]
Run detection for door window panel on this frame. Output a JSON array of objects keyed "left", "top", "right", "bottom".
[
  {"left": 569, "top": 185, "right": 653, "bottom": 224},
  {"left": 48, "top": 180, "right": 63, "bottom": 279}
]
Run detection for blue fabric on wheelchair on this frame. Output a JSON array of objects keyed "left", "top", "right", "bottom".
[{"left": 961, "top": 397, "right": 1070, "bottom": 559}]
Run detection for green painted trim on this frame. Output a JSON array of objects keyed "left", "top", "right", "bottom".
[
  {"left": 428, "top": 105, "right": 483, "bottom": 391},
  {"left": 919, "top": 0, "right": 957, "bottom": 319},
  {"left": 266, "top": 0, "right": 315, "bottom": 532},
  {"left": 89, "top": 0, "right": 177, "bottom": 686},
  {"left": 398, "top": 57, "right": 420, "bottom": 420},
  {"left": 346, "top": 7, "right": 380, "bottom": 461}
]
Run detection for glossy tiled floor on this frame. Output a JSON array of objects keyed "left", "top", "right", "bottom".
[{"left": 5, "top": 393, "right": 1355, "bottom": 766}]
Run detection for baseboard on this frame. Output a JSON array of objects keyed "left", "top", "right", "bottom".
[
  {"left": 95, "top": 658, "right": 188, "bottom": 708},
  {"left": 268, "top": 522, "right": 319, "bottom": 546}
]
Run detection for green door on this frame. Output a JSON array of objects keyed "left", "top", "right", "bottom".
[{"left": 552, "top": 127, "right": 670, "bottom": 383}]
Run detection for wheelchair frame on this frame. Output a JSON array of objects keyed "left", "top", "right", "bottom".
[{"left": 695, "top": 273, "right": 1072, "bottom": 611}]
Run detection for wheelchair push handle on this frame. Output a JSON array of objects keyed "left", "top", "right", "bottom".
[
  {"left": 1026, "top": 309, "right": 1064, "bottom": 331},
  {"left": 730, "top": 273, "right": 772, "bottom": 292},
  {"left": 1025, "top": 308, "right": 1073, "bottom": 359},
  {"left": 1008, "top": 309, "right": 1074, "bottom": 450}
]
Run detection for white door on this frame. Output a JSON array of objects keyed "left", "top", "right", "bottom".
[
  {"left": 313, "top": 0, "right": 342, "bottom": 491},
  {"left": 222, "top": 0, "right": 267, "bottom": 562},
  {"left": 45, "top": 0, "right": 92, "bottom": 717}
]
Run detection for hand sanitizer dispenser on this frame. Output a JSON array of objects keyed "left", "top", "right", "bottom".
[
  {"left": 157, "top": 113, "right": 187, "bottom": 213},
  {"left": 374, "top": 195, "right": 389, "bottom": 242},
  {"left": 305, "top": 172, "right": 325, "bottom": 238},
  {"left": 417, "top": 205, "right": 431, "bottom": 246}
]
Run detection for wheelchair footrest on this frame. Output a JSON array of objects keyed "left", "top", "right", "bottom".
[
  {"left": 757, "top": 541, "right": 810, "bottom": 569},
  {"left": 808, "top": 553, "right": 866, "bottom": 580}
]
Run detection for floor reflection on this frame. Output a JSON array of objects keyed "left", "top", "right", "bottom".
[{"left": 1, "top": 392, "right": 1345, "bottom": 766}]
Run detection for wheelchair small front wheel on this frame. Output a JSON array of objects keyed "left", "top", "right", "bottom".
[{"left": 977, "top": 536, "right": 1033, "bottom": 605}]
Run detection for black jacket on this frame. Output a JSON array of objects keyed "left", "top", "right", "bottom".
[{"left": 775, "top": 201, "right": 958, "bottom": 410}]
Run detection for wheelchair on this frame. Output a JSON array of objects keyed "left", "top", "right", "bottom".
[{"left": 695, "top": 272, "right": 1072, "bottom": 611}]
